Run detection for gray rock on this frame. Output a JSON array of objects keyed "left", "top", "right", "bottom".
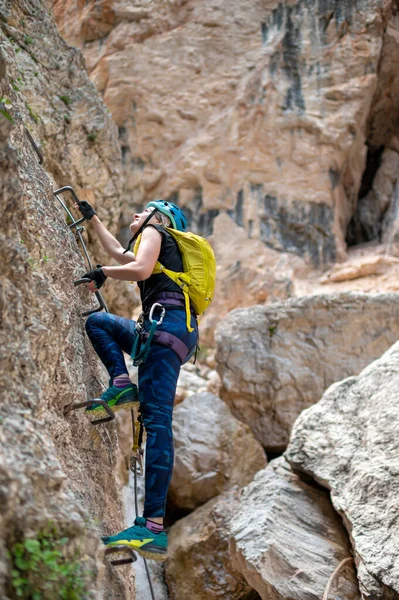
[
  {"left": 229, "top": 457, "right": 360, "bottom": 600},
  {"left": 216, "top": 292, "right": 399, "bottom": 451},
  {"left": 165, "top": 489, "right": 260, "bottom": 600},
  {"left": 169, "top": 392, "right": 267, "bottom": 510},
  {"left": 286, "top": 341, "right": 399, "bottom": 599}
]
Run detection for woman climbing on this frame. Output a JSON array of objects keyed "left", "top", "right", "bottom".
[{"left": 75, "top": 199, "right": 198, "bottom": 561}]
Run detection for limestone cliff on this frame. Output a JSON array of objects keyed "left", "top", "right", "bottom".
[
  {"left": 0, "top": 1, "right": 134, "bottom": 597},
  {"left": 54, "top": 0, "right": 399, "bottom": 267}
]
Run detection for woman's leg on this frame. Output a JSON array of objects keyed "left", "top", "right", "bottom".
[
  {"left": 85, "top": 312, "right": 137, "bottom": 379},
  {"left": 139, "top": 310, "right": 198, "bottom": 519},
  {"left": 139, "top": 343, "right": 181, "bottom": 518}
]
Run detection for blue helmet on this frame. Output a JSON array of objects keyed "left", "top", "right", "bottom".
[{"left": 146, "top": 199, "right": 187, "bottom": 232}]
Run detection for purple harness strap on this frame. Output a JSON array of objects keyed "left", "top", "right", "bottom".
[
  {"left": 142, "top": 330, "right": 189, "bottom": 363},
  {"left": 140, "top": 292, "right": 194, "bottom": 362}
]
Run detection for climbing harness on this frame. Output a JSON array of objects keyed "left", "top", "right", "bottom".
[
  {"left": 131, "top": 303, "right": 166, "bottom": 366},
  {"left": 25, "top": 128, "right": 155, "bottom": 593}
]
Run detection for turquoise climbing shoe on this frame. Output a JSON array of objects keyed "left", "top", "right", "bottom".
[
  {"left": 101, "top": 517, "right": 168, "bottom": 562},
  {"left": 85, "top": 383, "right": 138, "bottom": 417}
]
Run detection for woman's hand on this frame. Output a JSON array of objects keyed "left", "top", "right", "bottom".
[
  {"left": 75, "top": 200, "right": 96, "bottom": 220},
  {"left": 81, "top": 265, "right": 107, "bottom": 291}
]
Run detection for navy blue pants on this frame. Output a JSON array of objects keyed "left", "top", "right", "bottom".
[{"left": 85, "top": 308, "right": 198, "bottom": 518}]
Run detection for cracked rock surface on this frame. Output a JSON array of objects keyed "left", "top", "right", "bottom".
[
  {"left": 286, "top": 341, "right": 399, "bottom": 599},
  {"left": 216, "top": 292, "right": 399, "bottom": 451}
]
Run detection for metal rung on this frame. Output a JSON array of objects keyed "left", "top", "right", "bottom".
[
  {"left": 63, "top": 399, "right": 115, "bottom": 424},
  {"left": 104, "top": 545, "right": 137, "bottom": 566}
]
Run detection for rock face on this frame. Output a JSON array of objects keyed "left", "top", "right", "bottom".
[
  {"left": 230, "top": 457, "right": 360, "bottom": 600},
  {"left": 200, "top": 213, "right": 296, "bottom": 346},
  {"left": 1, "top": 0, "right": 136, "bottom": 318},
  {"left": 165, "top": 489, "right": 261, "bottom": 600},
  {"left": 216, "top": 292, "right": 399, "bottom": 451},
  {"left": 0, "top": 2, "right": 134, "bottom": 598},
  {"left": 286, "top": 341, "right": 399, "bottom": 599},
  {"left": 169, "top": 392, "right": 266, "bottom": 511},
  {"left": 54, "top": 0, "right": 399, "bottom": 268}
]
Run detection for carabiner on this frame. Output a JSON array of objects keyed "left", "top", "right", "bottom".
[{"left": 149, "top": 302, "right": 166, "bottom": 325}]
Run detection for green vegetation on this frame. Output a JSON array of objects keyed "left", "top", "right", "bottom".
[
  {"left": 269, "top": 324, "right": 277, "bottom": 337},
  {"left": 42, "top": 256, "right": 54, "bottom": 263},
  {"left": 87, "top": 132, "right": 97, "bottom": 142},
  {"left": 24, "top": 35, "right": 33, "bottom": 45},
  {"left": 0, "top": 97, "right": 14, "bottom": 123},
  {"left": 26, "top": 103, "right": 39, "bottom": 124},
  {"left": 8, "top": 524, "right": 89, "bottom": 600},
  {"left": 59, "top": 95, "right": 72, "bottom": 106}
]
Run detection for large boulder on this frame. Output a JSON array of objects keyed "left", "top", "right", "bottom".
[
  {"left": 215, "top": 292, "right": 399, "bottom": 451},
  {"left": 229, "top": 458, "right": 360, "bottom": 600},
  {"left": 286, "top": 341, "right": 399, "bottom": 599},
  {"left": 165, "top": 489, "right": 260, "bottom": 600},
  {"left": 169, "top": 392, "right": 266, "bottom": 511}
]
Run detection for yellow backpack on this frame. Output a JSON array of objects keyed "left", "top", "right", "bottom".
[{"left": 134, "top": 227, "right": 216, "bottom": 332}]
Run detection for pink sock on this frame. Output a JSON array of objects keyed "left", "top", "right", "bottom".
[
  {"left": 145, "top": 519, "right": 163, "bottom": 534},
  {"left": 113, "top": 374, "right": 131, "bottom": 388}
]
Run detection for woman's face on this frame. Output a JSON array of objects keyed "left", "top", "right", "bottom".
[{"left": 129, "top": 207, "right": 160, "bottom": 233}]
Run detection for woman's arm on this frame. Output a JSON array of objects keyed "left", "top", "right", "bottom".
[
  {"left": 90, "top": 215, "right": 136, "bottom": 265},
  {"left": 102, "top": 225, "right": 162, "bottom": 282}
]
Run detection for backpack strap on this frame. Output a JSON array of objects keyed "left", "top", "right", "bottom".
[{"left": 153, "top": 263, "right": 194, "bottom": 332}]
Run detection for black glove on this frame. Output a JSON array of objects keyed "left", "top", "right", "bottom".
[
  {"left": 82, "top": 265, "right": 107, "bottom": 289},
  {"left": 77, "top": 200, "right": 96, "bottom": 220}
]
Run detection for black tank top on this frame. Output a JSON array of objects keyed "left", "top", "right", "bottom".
[{"left": 137, "top": 224, "right": 183, "bottom": 306}]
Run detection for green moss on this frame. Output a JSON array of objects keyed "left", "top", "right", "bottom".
[
  {"left": 8, "top": 524, "right": 89, "bottom": 600},
  {"left": 59, "top": 95, "right": 72, "bottom": 106}
]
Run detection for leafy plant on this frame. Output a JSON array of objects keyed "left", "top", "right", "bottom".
[{"left": 8, "top": 525, "right": 89, "bottom": 600}]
